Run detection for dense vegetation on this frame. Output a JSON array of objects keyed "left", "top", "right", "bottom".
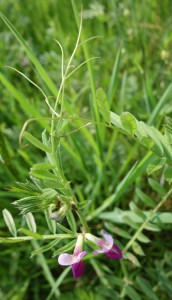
[{"left": 0, "top": 1, "right": 172, "bottom": 299}]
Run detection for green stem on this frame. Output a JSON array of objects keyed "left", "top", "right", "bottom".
[
  {"left": 0, "top": 233, "right": 77, "bottom": 243},
  {"left": 123, "top": 188, "right": 172, "bottom": 253},
  {"left": 76, "top": 209, "right": 90, "bottom": 233}
]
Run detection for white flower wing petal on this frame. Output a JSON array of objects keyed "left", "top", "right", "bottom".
[
  {"left": 58, "top": 253, "right": 74, "bottom": 266},
  {"left": 101, "top": 230, "right": 114, "bottom": 250}
]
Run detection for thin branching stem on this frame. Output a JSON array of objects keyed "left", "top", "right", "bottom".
[{"left": 123, "top": 188, "right": 172, "bottom": 253}]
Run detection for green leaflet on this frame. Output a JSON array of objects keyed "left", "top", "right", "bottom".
[
  {"left": 23, "top": 132, "right": 51, "bottom": 153},
  {"left": 18, "top": 228, "right": 42, "bottom": 239},
  {"left": 105, "top": 222, "right": 132, "bottom": 239},
  {"left": 148, "top": 178, "right": 166, "bottom": 195},
  {"left": 99, "top": 209, "right": 172, "bottom": 224},
  {"left": 164, "top": 166, "right": 172, "bottom": 184},
  {"left": 53, "top": 239, "right": 76, "bottom": 257},
  {"left": 96, "top": 88, "right": 110, "bottom": 123},
  {"left": 56, "top": 223, "right": 73, "bottom": 235},
  {"left": 2, "top": 209, "right": 17, "bottom": 237},
  {"left": 110, "top": 110, "right": 172, "bottom": 164},
  {"left": 146, "top": 158, "right": 166, "bottom": 175},
  {"left": 144, "top": 223, "right": 160, "bottom": 232},
  {"left": 136, "top": 276, "right": 159, "bottom": 300},
  {"left": 31, "top": 239, "right": 61, "bottom": 256},
  {"left": 129, "top": 201, "right": 146, "bottom": 219},
  {"left": 136, "top": 233, "right": 151, "bottom": 243},
  {"left": 31, "top": 163, "right": 55, "bottom": 171},
  {"left": 25, "top": 212, "right": 37, "bottom": 233},
  {"left": 125, "top": 252, "right": 141, "bottom": 267},
  {"left": 120, "top": 112, "right": 137, "bottom": 136},
  {"left": 136, "top": 188, "right": 155, "bottom": 208},
  {"left": 125, "top": 285, "right": 142, "bottom": 300},
  {"left": 132, "top": 242, "right": 145, "bottom": 256},
  {"left": 30, "top": 170, "right": 58, "bottom": 181},
  {"left": 44, "top": 207, "right": 56, "bottom": 234}
]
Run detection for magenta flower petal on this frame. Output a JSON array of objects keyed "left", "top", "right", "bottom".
[
  {"left": 72, "top": 260, "right": 85, "bottom": 279},
  {"left": 76, "top": 250, "right": 87, "bottom": 261},
  {"left": 105, "top": 244, "right": 123, "bottom": 259},
  {"left": 58, "top": 253, "right": 73, "bottom": 266}
]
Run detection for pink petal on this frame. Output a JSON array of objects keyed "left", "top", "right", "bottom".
[
  {"left": 105, "top": 244, "right": 123, "bottom": 259},
  {"left": 58, "top": 253, "right": 73, "bottom": 266},
  {"left": 101, "top": 230, "right": 114, "bottom": 250},
  {"left": 93, "top": 249, "right": 106, "bottom": 254},
  {"left": 76, "top": 250, "right": 87, "bottom": 261},
  {"left": 72, "top": 260, "right": 85, "bottom": 279}
]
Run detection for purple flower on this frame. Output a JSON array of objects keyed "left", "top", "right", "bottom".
[
  {"left": 58, "top": 234, "right": 87, "bottom": 279},
  {"left": 85, "top": 230, "right": 122, "bottom": 259}
]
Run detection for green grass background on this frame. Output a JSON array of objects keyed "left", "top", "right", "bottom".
[{"left": 0, "top": 1, "right": 172, "bottom": 299}]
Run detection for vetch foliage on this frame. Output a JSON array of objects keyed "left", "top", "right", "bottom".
[{"left": 0, "top": 3, "right": 172, "bottom": 299}]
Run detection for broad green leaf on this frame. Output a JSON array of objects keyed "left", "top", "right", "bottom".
[
  {"left": 136, "top": 276, "right": 159, "bottom": 300},
  {"left": 25, "top": 212, "right": 37, "bottom": 233},
  {"left": 23, "top": 132, "right": 51, "bottom": 153},
  {"left": 53, "top": 240, "right": 76, "bottom": 257},
  {"left": 2, "top": 209, "right": 17, "bottom": 237},
  {"left": 120, "top": 112, "right": 137, "bottom": 135},
  {"left": 18, "top": 228, "right": 42, "bottom": 239},
  {"left": 31, "top": 239, "right": 61, "bottom": 256},
  {"left": 125, "top": 252, "right": 141, "bottom": 267},
  {"left": 136, "top": 188, "right": 155, "bottom": 208},
  {"left": 125, "top": 285, "right": 142, "bottom": 300},
  {"left": 96, "top": 88, "right": 110, "bottom": 123},
  {"left": 132, "top": 242, "right": 145, "bottom": 256}
]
